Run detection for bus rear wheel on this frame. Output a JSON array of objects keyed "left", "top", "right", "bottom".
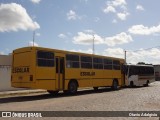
[
  {"left": 144, "top": 80, "right": 149, "bottom": 87},
  {"left": 93, "top": 87, "right": 98, "bottom": 91},
  {"left": 68, "top": 81, "right": 78, "bottom": 94},
  {"left": 112, "top": 80, "right": 118, "bottom": 90},
  {"left": 47, "top": 90, "right": 59, "bottom": 95}
]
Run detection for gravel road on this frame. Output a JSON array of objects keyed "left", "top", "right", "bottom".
[{"left": 0, "top": 81, "right": 160, "bottom": 120}]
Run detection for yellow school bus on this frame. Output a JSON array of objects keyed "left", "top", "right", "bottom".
[{"left": 11, "top": 47, "right": 125, "bottom": 94}]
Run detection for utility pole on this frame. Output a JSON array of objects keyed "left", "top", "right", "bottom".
[
  {"left": 33, "top": 31, "right": 35, "bottom": 47},
  {"left": 92, "top": 34, "right": 95, "bottom": 54},
  {"left": 124, "top": 50, "right": 127, "bottom": 64}
]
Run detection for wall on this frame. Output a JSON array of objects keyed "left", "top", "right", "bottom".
[
  {"left": 0, "top": 55, "right": 24, "bottom": 91},
  {"left": 0, "top": 55, "right": 12, "bottom": 66}
]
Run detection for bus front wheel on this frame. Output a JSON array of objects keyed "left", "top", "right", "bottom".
[
  {"left": 68, "top": 81, "right": 78, "bottom": 94},
  {"left": 130, "top": 81, "right": 134, "bottom": 88}
]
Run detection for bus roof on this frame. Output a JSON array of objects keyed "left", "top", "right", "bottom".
[
  {"left": 124, "top": 64, "right": 153, "bottom": 67},
  {"left": 13, "top": 46, "right": 124, "bottom": 61}
]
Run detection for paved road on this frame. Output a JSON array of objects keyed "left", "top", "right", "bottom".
[{"left": 0, "top": 82, "right": 160, "bottom": 120}]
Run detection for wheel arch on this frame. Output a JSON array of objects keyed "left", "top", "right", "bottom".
[
  {"left": 68, "top": 79, "right": 79, "bottom": 88},
  {"left": 113, "top": 78, "right": 119, "bottom": 86}
]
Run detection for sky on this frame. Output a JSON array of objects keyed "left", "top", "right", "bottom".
[{"left": 0, "top": 0, "right": 160, "bottom": 64}]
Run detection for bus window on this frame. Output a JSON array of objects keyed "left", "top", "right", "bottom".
[
  {"left": 113, "top": 60, "right": 120, "bottom": 70},
  {"left": 93, "top": 57, "right": 103, "bottom": 69},
  {"left": 81, "top": 56, "right": 92, "bottom": 69},
  {"left": 66, "top": 54, "right": 80, "bottom": 68},
  {"left": 37, "top": 51, "right": 54, "bottom": 67},
  {"left": 104, "top": 59, "right": 112, "bottom": 70}
]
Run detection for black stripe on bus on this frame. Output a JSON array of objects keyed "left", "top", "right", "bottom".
[
  {"left": 36, "top": 78, "right": 121, "bottom": 80},
  {"left": 36, "top": 79, "right": 56, "bottom": 80},
  {"left": 65, "top": 78, "right": 121, "bottom": 80}
]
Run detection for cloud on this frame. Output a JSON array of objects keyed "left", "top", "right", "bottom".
[
  {"left": 112, "top": 19, "right": 117, "bottom": 23},
  {"left": 30, "top": 0, "right": 41, "bottom": 4},
  {"left": 128, "top": 24, "right": 160, "bottom": 35},
  {"left": 73, "top": 31, "right": 133, "bottom": 47},
  {"left": 103, "top": 48, "right": 160, "bottom": 64},
  {"left": 103, "top": 48, "right": 124, "bottom": 58},
  {"left": 73, "top": 32, "right": 104, "bottom": 45},
  {"left": 67, "top": 10, "right": 80, "bottom": 20},
  {"left": 94, "top": 17, "right": 100, "bottom": 22},
  {"left": 0, "top": 51, "right": 4, "bottom": 55},
  {"left": 84, "top": 29, "right": 95, "bottom": 33},
  {"left": 103, "top": 0, "right": 129, "bottom": 21},
  {"left": 35, "top": 32, "right": 40, "bottom": 36},
  {"left": 104, "top": 32, "right": 133, "bottom": 46},
  {"left": 70, "top": 48, "right": 93, "bottom": 54},
  {"left": 106, "top": 0, "right": 126, "bottom": 7},
  {"left": 28, "top": 41, "right": 39, "bottom": 46},
  {"left": 136, "top": 5, "right": 144, "bottom": 11},
  {"left": 79, "top": 0, "right": 89, "bottom": 3},
  {"left": 127, "top": 48, "right": 160, "bottom": 64},
  {"left": 112, "top": 0, "right": 126, "bottom": 6},
  {"left": 0, "top": 3, "right": 40, "bottom": 32},
  {"left": 117, "top": 12, "right": 129, "bottom": 20},
  {"left": 103, "top": 5, "right": 116, "bottom": 13},
  {"left": 58, "top": 33, "right": 67, "bottom": 39}
]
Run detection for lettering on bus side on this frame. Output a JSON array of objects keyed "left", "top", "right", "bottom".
[
  {"left": 12, "top": 67, "right": 29, "bottom": 73},
  {"left": 80, "top": 72, "right": 95, "bottom": 76}
]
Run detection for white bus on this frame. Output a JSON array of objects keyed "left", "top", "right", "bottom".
[
  {"left": 123, "top": 64, "right": 155, "bottom": 87},
  {"left": 154, "top": 65, "right": 160, "bottom": 81}
]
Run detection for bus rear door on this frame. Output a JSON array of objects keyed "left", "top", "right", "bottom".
[{"left": 56, "top": 57, "right": 65, "bottom": 90}]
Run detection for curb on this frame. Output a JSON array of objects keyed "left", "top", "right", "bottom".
[{"left": 0, "top": 89, "right": 46, "bottom": 97}]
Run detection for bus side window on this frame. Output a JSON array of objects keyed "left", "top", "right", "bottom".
[
  {"left": 104, "top": 59, "right": 113, "bottom": 70},
  {"left": 113, "top": 60, "right": 120, "bottom": 70},
  {"left": 66, "top": 61, "right": 71, "bottom": 68},
  {"left": 66, "top": 54, "right": 80, "bottom": 68},
  {"left": 81, "top": 56, "right": 92, "bottom": 69},
  {"left": 37, "top": 51, "right": 54, "bottom": 67},
  {"left": 56, "top": 58, "right": 59, "bottom": 73},
  {"left": 93, "top": 57, "right": 103, "bottom": 69}
]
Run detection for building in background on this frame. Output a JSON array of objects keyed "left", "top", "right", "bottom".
[{"left": 0, "top": 55, "right": 24, "bottom": 91}]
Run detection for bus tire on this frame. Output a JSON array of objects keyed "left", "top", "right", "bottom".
[
  {"left": 63, "top": 90, "right": 69, "bottom": 94},
  {"left": 112, "top": 79, "right": 118, "bottom": 90},
  {"left": 93, "top": 87, "right": 98, "bottom": 91},
  {"left": 68, "top": 80, "right": 78, "bottom": 94},
  {"left": 47, "top": 90, "right": 59, "bottom": 95},
  {"left": 146, "top": 80, "right": 149, "bottom": 86},
  {"left": 144, "top": 80, "right": 149, "bottom": 87},
  {"left": 130, "top": 81, "right": 134, "bottom": 88}
]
